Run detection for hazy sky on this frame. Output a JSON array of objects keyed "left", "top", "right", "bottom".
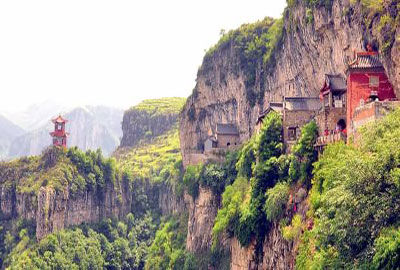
[{"left": 0, "top": 0, "right": 286, "bottom": 113}]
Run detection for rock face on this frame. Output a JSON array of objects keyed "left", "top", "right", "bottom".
[
  {"left": 0, "top": 180, "right": 131, "bottom": 240},
  {"left": 186, "top": 187, "right": 220, "bottom": 252},
  {"left": 158, "top": 183, "right": 186, "bottom": 215},
  {"left": 180, "top": 0, "right": 400, "bottom": 164},
  {"left": 120, "top": 109, "right": 179, "bottom": 148},
  {"left": 178, "top": 0, "right": 400, "bottom": 266},
  {"left": 230, "top": 224, "right": 294, "bottom": 270}
]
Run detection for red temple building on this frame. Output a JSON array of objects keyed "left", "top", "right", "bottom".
[
  {"left": 50, "top": 115, "right": 68, "bottom": 147},
  {"left": 347, "top": 46, "right": 397, "bottom": 134}
]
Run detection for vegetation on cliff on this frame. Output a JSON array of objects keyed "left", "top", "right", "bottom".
[
  {"left": 210, "top": 112, "right": 318, "bottom": 253},
  {"left": 192, "top": 17, "right": 284, "bottom": 108},
  {"left": 121, "top": 97, "right": 186, "bottom": 148},
  {"left": 296, "top": 108, "right": 400, "bottom": 269},
  {"left": 7, "top": 212, "right": 158, "bottom": 269},
  {"left": 0, "top": 146, "right": 118, "bottom": 197},
  {"left": 128, "top": 97, "right": 186, "bottom": 116}
]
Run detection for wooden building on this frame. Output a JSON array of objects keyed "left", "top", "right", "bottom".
[{"left": 50, "top": 115, "right": 68, "bottom": 147}]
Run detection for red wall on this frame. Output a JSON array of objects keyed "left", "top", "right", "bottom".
[{"left": 347, "top": 70, "right": 396, "bottom": 129}]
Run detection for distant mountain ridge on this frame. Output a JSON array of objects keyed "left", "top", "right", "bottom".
[
  {"left": 7, "top": 105, "right": 123, "bottom": 158},
  {"left": 0, "top": 115, "right": 25, "bottom": 159}
]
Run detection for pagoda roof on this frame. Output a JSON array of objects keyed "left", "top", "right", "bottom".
[
  {"left": 52, "top": 115, "right": 68, "bottom": 123},
  {"left": 348, "top": 51, "right": 383, "bottom": 70}
]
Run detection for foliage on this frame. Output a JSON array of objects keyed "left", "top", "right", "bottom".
[
  {"left": 305, "top": 8, "right": 314, "bottom": 24},
  {"left": 117, "top": 126, "right": 181, "bottom": 181},
  {"left": 182, "top": 164, "right": 201, "bottom": 199},
  {"left": 199, "top": 163, "right": 226, "bottom": 195},
  {"left": 204, "top": 17, "right": 284, "bottom": 106},
  {"left": 7, "top": 212, "right": 158, "bottom": 270},
  {"left": 183, "top": 151, "right": 240, "bottom": 200},
  {"left": 144, "top": 215, "right": 188, "bottom": 270},
  {"left": 288, "top": 121, "right": 318, "bottom": 184},
  {"left": 0, "top": 146, "right": 120, "bottom": 198},
  {"left": 116, "top": 126, "right": 185, "bottom": 198},
  {"left": 372, "top": 227, "right": 400, "bottom": 269},
  {"left": 236, "top": 139, "right": 256, "bottom": 179},
  {"left": 264, "top": 182, "right": 290, "bottom": 222},
  {"left": 282, "top": 214, "right": 303, "bottom": 241},
  {"left": 129, "top": 97, "right": 186, "bottom": 116},
  {"left": 299, "top": 109, "right": 400, "bottom": 267},
  {"left": 213, "top": 112, "right": 286, "bottom": 248},
  {"left": 212, "top": 177, "right": 250, "bottom": 245}
]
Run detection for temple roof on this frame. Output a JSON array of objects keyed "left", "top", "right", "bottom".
[
  {"left": 284, "top": 97, "right": 321, "bottom": 111},
  {"left": 52, "top": 115, "right": 68, "bottom": 124},
  {"left": 325, "top": 74, "right": 346, "bottom": 91},
  {"left": 348, "top": 52, "right": 383, "bottom": 69},
  {"left": 216, "top": 123, "right": 239, "bottom": 135}
]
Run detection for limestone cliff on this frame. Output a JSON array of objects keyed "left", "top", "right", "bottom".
[
  {"left": 180, "top": 0, "right": 400, "bottom": 163},
  {"left": 179, "top": 0, "right": 400, "bottom": 268},
  {"left": 185, "top": 187, "right": 220, "bottom": 252},
  {"left": 120, "top": 97, "right": 186, "bottom": 148}
]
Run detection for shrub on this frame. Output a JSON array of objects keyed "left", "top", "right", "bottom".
[
  {"left": 282, "top": 214, "right": 303, "bottom": 241},
  {"left": 289, "top": 121, "right": 318, "bottom": 184},
  {"left": 236, "top": 139, "right": 256, "bottom": 178},
  {"left": 372, "top": 227, "right": 400, "bottom": 269},
  {"left": 199, "top": 163, "right": 226, "bottom": 195},
  {"left": 264, "top": 182, "right": 290, "bottom": 222},
  {"left": 212, "top": 177, "right": 250, "bottom": 245},
  {"left": 183, "top": 165, "right": 201, "bottom": 199}
]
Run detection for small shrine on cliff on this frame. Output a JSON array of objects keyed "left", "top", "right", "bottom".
[{"left": 50, "top": 115, "right": 68, "bottom": 147}]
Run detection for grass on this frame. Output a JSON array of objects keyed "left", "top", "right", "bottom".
[
  {"left": 115, "top": 125, "right": 181, "bottom": 182},
  {"left": 129, "top": 97, "right": 186, "bottom": 116}
]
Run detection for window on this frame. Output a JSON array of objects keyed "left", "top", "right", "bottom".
[
  {"left": 288, "top": 127, "right": 297, "bottom": 141},
  {"left": 369, "top": 76, "right": 379, "bottom": 87}
]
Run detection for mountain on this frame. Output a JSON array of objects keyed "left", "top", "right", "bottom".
[
  {"left": 119, "top": 97, "right": 186, "bottom": 148},
  {"left": 5, "top": 100, "right": 74, "bottom": 132},
  {"left": 0, "top": 115, "right": 25, "bottom": 159},
  {"left": 8, "top": 106, "right": 123, "bottom": 158}
]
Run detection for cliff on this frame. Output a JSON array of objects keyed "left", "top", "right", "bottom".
[
  {"left": 0, "top": 147, "right": 131, "bottom": 240},
  {"left": 180, "top": 0, "right": 400, "bottom": 163},
  {"left": 120, "top": 97, "right": 186, "bottom": 148},
  {"left": 179, "top": 0, "right": 400, "bottom": 268}
]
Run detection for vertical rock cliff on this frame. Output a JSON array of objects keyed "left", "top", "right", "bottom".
[
  {"left": 180, "top": 0, "right": 400, "bottom": 162},
  {"left": 179, "top": 0, "right": 400, "bottom": 268}
]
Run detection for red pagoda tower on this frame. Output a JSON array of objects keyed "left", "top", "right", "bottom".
[{"left": 50, "top": 115, "right": 68, "bottom": 147}]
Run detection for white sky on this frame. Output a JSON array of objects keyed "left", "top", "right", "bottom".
[{"left": 0, "top": 0, "right": 286, "bottom": 113}]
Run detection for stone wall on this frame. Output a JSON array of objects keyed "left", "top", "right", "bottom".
[
  {"left": 352, "top": 100, "right": 400, "bottom": 134},
  {"left": 315, "top": 107, "right": 347, "bottom": 134}
]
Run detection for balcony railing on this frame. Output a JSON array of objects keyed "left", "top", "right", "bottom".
[{"left": 315, "top": 131, "right": 346, "bottom": 146}]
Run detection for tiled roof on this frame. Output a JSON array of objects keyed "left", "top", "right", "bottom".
[
  {"left": 326, "top": 74, "right": 346, "bottom": 91},
  {"left": 284, "top": 97, "right": 321, "bottom": 111},
  {"left": 52, "top": 115, "right": 67, "bottom": 123},
  {"left": 216, "top": 123, "right": 239, "bottom": 135},
  {"left": 348, "top": 52, "right": 383, "bottom": 69}
]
